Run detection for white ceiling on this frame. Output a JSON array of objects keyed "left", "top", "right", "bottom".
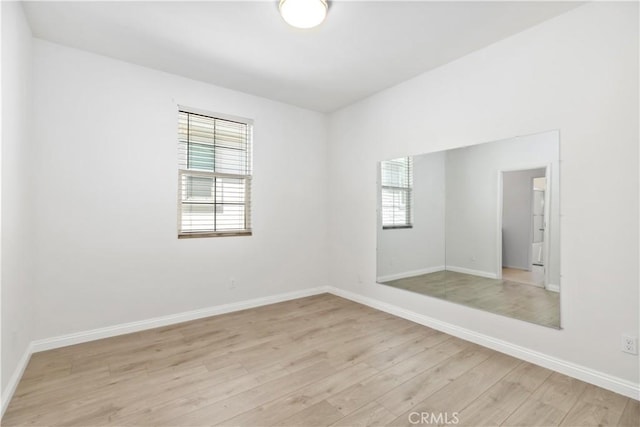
[{"left": 23, "top": 1, "right": 581, "bottom": 112}]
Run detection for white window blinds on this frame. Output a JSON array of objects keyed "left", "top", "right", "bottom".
[
  {"left": 380, "top": 157, "right": 413, "bottom": 228},
  {"left": 178, "top": 109, "right": 253, "bottom": 238}
]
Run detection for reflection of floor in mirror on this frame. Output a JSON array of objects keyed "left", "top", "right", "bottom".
[
  {"left": 502, "top": 266, "right": 544, "bottom": 287},
  {"left": 381, "top": 270, "right": 560, "bottom": 329}
]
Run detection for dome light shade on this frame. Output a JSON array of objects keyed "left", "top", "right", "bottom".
[{"left": 279, "top": 0, "right": 327, "bottom": 29}]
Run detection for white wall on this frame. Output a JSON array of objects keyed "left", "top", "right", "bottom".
[
  {"left": 444, "top": 132, "right": 559, "bottom": 286},
  {"left": 377, "top": 151, "right": 445, "bottom": 280},
  {"left": 328, "top": 1, "right": 638, "bottom": 386},
  {"left": 502, "top": 168, "right": 546, "bottom": 271},
  {"left": 31, "top": 40, "right": 329, "bottom": 340},
  {"left": 1, "top": 1, "right": 35, "bottom": 401}
]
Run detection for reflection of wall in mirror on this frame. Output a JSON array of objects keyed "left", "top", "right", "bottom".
[
  {"left": 377, "top": 151, "right": 446, "bottom": 281},
  {"left": 444, "top": 130, "right": 560, "bottom": 289}
]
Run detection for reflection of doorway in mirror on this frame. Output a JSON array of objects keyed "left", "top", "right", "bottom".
[
  {"left": 501, "top": 167, "right": 549, "bottom": 288},
  {"left": 532, "top": 176, "right": 546, "bottom": 269}
]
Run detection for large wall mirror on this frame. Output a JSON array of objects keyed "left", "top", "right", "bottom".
[{"left": 377, "top": 130, "right": 561, "bottom": 328}]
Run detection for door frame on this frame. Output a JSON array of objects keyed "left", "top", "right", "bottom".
[{"left": 496, "top": 163, "right": 551, "bottom": 287}]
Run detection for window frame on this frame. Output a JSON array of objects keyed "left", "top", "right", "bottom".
[
  {"left": 380, "top": 156, "right": 413, "bottom": 230},
  {"left": 177, "top": 106, "right": 253, "bottom": 239}
]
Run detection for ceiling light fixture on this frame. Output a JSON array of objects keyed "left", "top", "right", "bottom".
[{"left": 279, "top": 0, "right": 328, "bottom": 29}]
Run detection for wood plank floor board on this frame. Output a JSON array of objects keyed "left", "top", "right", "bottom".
[
  {"left": 455, "top": 361, "right": 553, "bottom": 426},
  {"left": 227, "top": 315, "right": 426, "bottom": 378},
  {"left": 112, "top": 362, "right": 289, "bottom": 425},
  {"left": 326, "top": 338, "right": 469, "bottom": 417},
  {"left": 2, "top": 294, "right": 635, "bottom": 427},
  {"left": 358, "top": 330, "right": 451, "bottom": 372},
  {"left": 277, "top": 400, "right": 345, "bottom": 427},
  {"left": 18, "top": 352, "right": 72, "bottom": 382},
  {"left": 217, "top": 362, "right": 378, "bottom": 426},
  {"left": 618, "top": 399, "right": 640, "bottom": 427},
  {"left": 161, "top": 361, "right": 341, "bottom": 425},
  {"left": 7, "top": 365, "right": 140, "bottom": 417},
  {"left": 89, "top": 363, "right": 251, "bottom": 426},
  {"left": 324, "top": 325, "right": 434, "bottom": 369},
  {"left": 146, "top": 300, "right": 377, "bottom": 375},
  {"left": 56, "top": 367, "right": 218, "bottom": 427},
  {"left": 329, "top": 401, "right": 397, "bottom": 427},
  {"left": 5, "top": 365, "right": 156, "bottom": 425},
  {"left": 375, "top": 344, "right": 494, "bottom": 416},
  {"left": 10, "top": 365, "right": 112, "bottom": 404},
  {"left": 388, "top": 352, "right": 523, "bottom": 426},
  {"left": 502, "top": 372, "right": 590, "bottom": 426},
  {"left": 560, "top": 384, "right": 629, "bottom": 426}
]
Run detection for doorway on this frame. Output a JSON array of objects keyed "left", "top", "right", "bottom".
[{"left": 499, "top": 166, "right": 549, "bottom": 288}]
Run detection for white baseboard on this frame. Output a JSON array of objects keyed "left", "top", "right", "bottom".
[
  {"left": 377, "top": 265, "right": 445, "bottom": 283},
  {"left": 445, "top": 265, "right": 498, "bottom": 279},
  {"left": 1, "top": 342, "right": 33, "bottom": 417},
  {"left": 32, "top": 287, "right": 327, "bottom": 353},
  {"left": 502, "top": 264, "right": 530, "bottom": 271},
  {"left": 325, "top": 286, "right": 640, "bottom": 400},
  {"left": 546, "top": 283, "right": 560, "bottom": 293}
]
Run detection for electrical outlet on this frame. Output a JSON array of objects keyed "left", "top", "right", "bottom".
[
  {"left": 621, "top": 335, "right": 638, "bottom": 355},
  {"left": 228, "top": 278, "right": 237, "bottom": 290}
]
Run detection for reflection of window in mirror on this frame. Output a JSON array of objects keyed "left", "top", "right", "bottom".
[{"left": 380, "top": 157, "right": 413, "bottom": 229}]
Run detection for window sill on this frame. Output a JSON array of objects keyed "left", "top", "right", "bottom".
[
  {"left": 382, "top": 225, "right": 413, "bottom": 230},
  {"left": 178, "top": 231, "right": 252, "bottom": 239}
]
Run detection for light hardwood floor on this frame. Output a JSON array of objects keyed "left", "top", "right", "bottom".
[
  {"left": 382, "top": 271, "right": 560, "bottom": 329},
  {"left": 2, "top": 294, "right": 636, "bottom": 426}
]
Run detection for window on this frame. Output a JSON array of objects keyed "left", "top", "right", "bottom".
[
  {"left": 178, "top": 108, "right": 252, "bottom": 238},
  {"left": 380, "top": 156, "right": 413, "bottom": 229}
]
